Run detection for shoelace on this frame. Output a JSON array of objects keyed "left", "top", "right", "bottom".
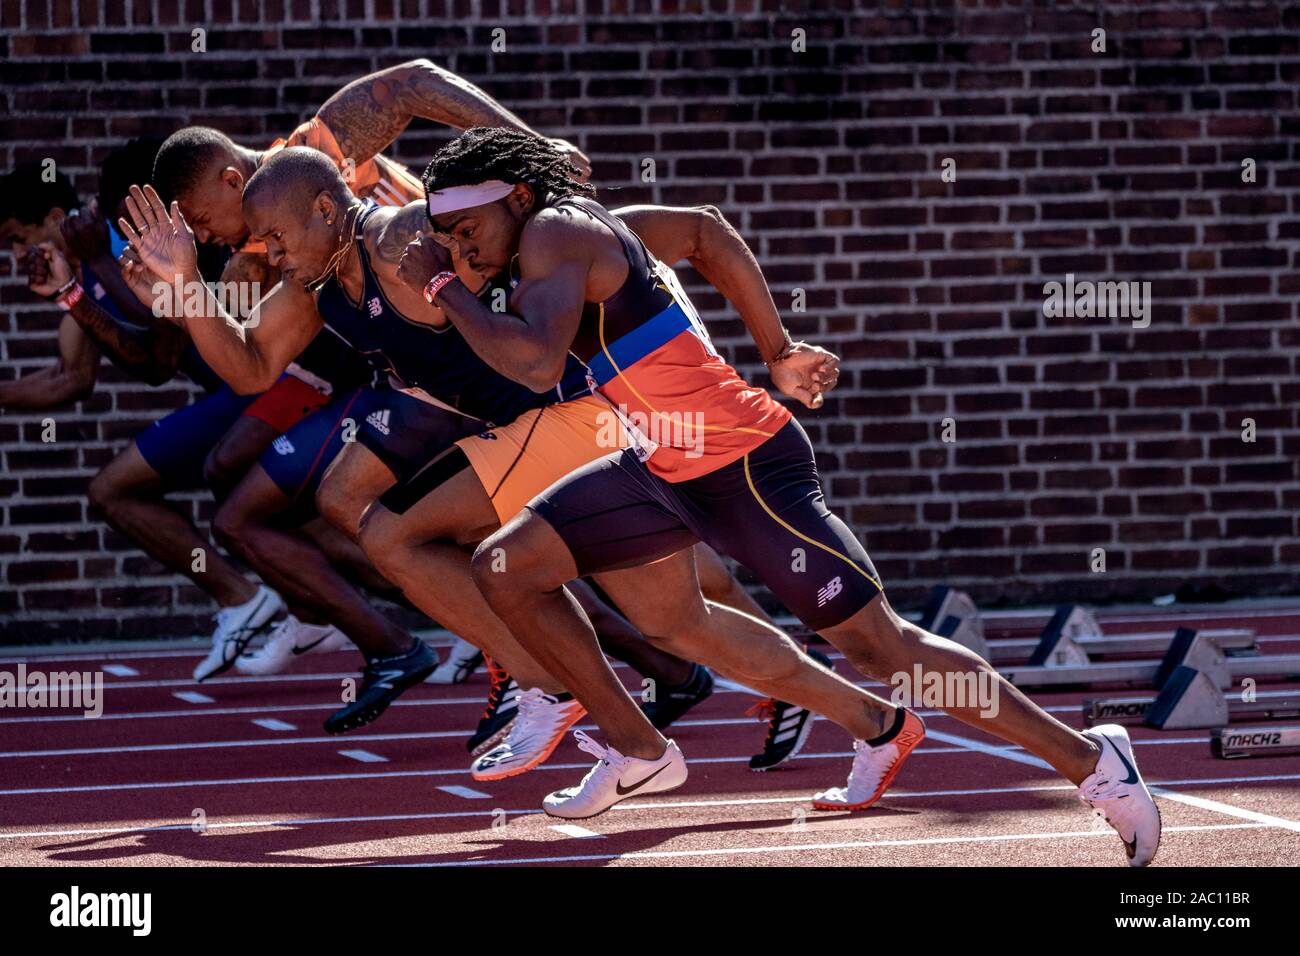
[
  {"left": 745, "top": 698, "right": 781, "bottom": 743},
  {"left": 481, "top": 657, "right": 511, "bottom": 719},
  {"left": 512, "top": 687, "right": 549, "bottom": 726},
  {"left": 573, "top": 729, "right": 629, "bottom": 773},
  {"left": 1078, "top": 772, "right": 1118, "bottom": 805}
]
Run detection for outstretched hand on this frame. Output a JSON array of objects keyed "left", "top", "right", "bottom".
[
  {"left": 769, "top": 342, "right": 841, "bottom": 410},
  {"left": 117, "top": 184, "right": 199, "bottom": 286}
]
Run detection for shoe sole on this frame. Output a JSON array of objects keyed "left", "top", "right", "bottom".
[
  {"left": 811, "top": 720, "right": 925, "bottom": 811},
  {"left": 749, "top": 711, "right": 815, "bottom": 772},
  {"left": 323, "top": 660, "right": 438, "bottom": 734},
  {"left": 470, "top": 706, "right": 587, "bottom": 781},
  {"left": 542, "top": 767, "right": 689, "bottom": 820},
  {"left": 468, "top": 715, "right": 517, "bottom": 758}
]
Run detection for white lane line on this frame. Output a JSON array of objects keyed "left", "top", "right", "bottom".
[
  {"left": 549, "top": 824, "right": 602, "bottom": 839},
  {"left": 5, "top": 775, "right": 1297, "bottom": 841},
  {"left": 1150, "top": 789, "right": 1300, "bottom": 833},
  {"left": 437, "top": 785, "right": 490, "bottom": 799},
  {"left": 397, "top": 822, "right": 1268, "bottom": 867},
  {"left": 338, "top": 750, "right": 387, "bottom": 763},
  {"left": 0, "top": 728, "right": 1211, "bottom": 761},
  {"left": 102, "top": 664, "right": 139, "bottom": 677},
  {"left": 250, "top": 718, "right": 295, "bottom": 732},
  {"left": 3, "top": 739, "right": 1295, "bottom": 797},
  {"left": 172, "top": 691, "right": 213, "bottom": 704}
]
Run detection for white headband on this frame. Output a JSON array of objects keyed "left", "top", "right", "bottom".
[{"left": 425, "top": 180, "right": 516, "bottom": 217}]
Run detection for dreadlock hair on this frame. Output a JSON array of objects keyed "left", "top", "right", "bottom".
[
  {"left": 420, "top": 127, "right": 594, "bottom": 215},
  {"left": 99, "top": 135, "right": 165, "bottom": 220},
  {"left": 152, "top": 126, "right": 239, "bottom": 202},
  {"left": 0, "top": 162, "right": 79, "bottom": 226}
]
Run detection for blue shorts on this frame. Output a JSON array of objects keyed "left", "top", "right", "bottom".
[{"left": 135, "top": 385, "right": 257, "bottom": 488}]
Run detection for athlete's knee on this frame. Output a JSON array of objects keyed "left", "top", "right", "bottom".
[
  {"left": 316, "top": 477, "right": 359, "bottom": 537},
  {"left": 357, "top": 508, "right": 414, "bottom": 580},
  {"left": 202, "top": 442, "right": 250, "bottom": 491},
  {"left": 824, "top": 602, "right": 909, "bottom": 677},
  {"left": 470, "top": 526, "right": 554, "bottom": 600},
  {"left": 87, "top": 464, "right": 130, "bottom": 521}
]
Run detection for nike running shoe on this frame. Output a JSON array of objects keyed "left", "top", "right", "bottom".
[
  {"left": 640, "top": 663, "right": 713, "bottom": 730},
  {"left": 426, "top": 635, "right": 484, "bottom": 685},
  {"left": 324, "top": 639, "right": 437, "bottom": 734},
  {"left": 748, "top": 647, "right": 833, "bottom": 770},
  {"left": 812, "top": 708, "right": 925, "bottom": 810},
  {"left": 1078, "top": 724, "right": 1162, "bottom": 866},
  {"left": 467, "top": 657, "right": 519, "bottom": 756},
  {"left": 235, "top": 615, "right": 348, "bottom": 675},
  {"left": 193, "top": 585, "right": 285, "bottom": 682},
  {"left": 470, "top": 687, "right": 586, "bottom": 781},
  {"left": 543, "top": 730, "right": 688, "bottom": 819}
]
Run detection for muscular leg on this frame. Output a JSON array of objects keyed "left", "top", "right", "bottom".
[
  {"left": 820, "top": 593, "right": 1100, "bottom": 784},
  {"left": 299, "top": 518, "right": 401, "bottom": 597},
  {"left": 569, "top": 577, "right": 694, "bottom": 687},
  {"left": 203, "top": 416, "right": 279, "bottom": 500},
  {"left": 593, "top": 551, "right": 892, "bottom": 740},
  {"left": 471, "top": 509, "right": 661, "bottom": 755},
  {"left": 315, "top": 440, "right": 398, "bottom": 539},
  {"left": 693, "top": 543, "right": 772, "bottom": 622},
  {"left": 357, "top": 463, "right": 563, "bottom": 693},
  {"left": 213, "top": 464, "right": 411, "bottom": 656},
  {"left": 88, "top": 442, "right": 256, "bottom": 608}
]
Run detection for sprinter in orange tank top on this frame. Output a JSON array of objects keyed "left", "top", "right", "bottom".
[{"left": 401, "top": 127, "right": 1162, "bottom": 866}]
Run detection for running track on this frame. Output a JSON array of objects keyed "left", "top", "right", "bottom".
[{"left": 2, "top": 603, "right": 1299, "bottom": 867}]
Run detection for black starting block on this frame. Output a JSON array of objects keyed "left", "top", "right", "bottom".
[{"left": 1210, "top": 724, "right": 1300, "bottom": 759}]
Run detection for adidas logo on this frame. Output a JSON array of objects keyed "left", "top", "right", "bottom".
[
  {"left": 366, "top": 408, "right": 391, "bottom": 436},
  {"left": 272, "top": 436, "right": 295, "bottom": 456},
  {"left": 816, "top": 576, "right": 843, "bottom": 608},
  {"left": 367, "top": 297, "right": 383, "bottom": 318}
]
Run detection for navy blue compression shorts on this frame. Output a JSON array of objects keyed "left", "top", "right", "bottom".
[
  {"left": 134, "top": 384, "right": 257, "bottom": 488},
  {"left": 528, "top": 418, "right": 883, "bottom": 631}
]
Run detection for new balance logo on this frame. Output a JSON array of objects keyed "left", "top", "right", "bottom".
[
  {"left": 366, "top": 409, "right": 390, "bottom": 436},
  {"left": 367, "top": 297, "right": 383, "bottom": 318},
  {"left": 478, "top": 430, "right": 498, "bottom": 440},
  {"left": 272, "top": 436, "right": 295, "bottom": 456},
  {"left": 816, "top": 576, "right": 844, "bottom": 607}
]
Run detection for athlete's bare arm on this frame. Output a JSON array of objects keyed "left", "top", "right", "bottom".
[
  {"left": 119, "top": 185, "right": 322, "bottom": 394},
  {"left": 33, "top": 240, "right": 187, "bottom": 386},
  {"left": 317, "top": 59, "right": 590, "bottom": 178},
  {"left": 402, "top": 209, "right": 603, "bottom": 391},
  {"left": 611, "top": 204, "right": 839, "bottom": 406},
  {"left": 0, "top": 312, "right": 98, "bottom": 409}
]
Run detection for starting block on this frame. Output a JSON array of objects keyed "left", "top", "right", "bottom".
[
  {"left": 986, "top": 604, "right": 1256, "bottom": 665},
  {"left": 1080, "top": 628, "right": 1300, "bottom": 728},
  {"left": 918, "top": 586, "right": 989, "bottom": 660},
  {"left": 1210, "top": 724, "right": 1300, "bottom": 759},
  {"left": 1002, "top": 626, "right": 1235, "bottom": 689}
]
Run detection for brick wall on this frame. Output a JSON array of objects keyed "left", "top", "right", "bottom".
[{"left": 3, "top": 0, "right": 1299, "bottom": 643}]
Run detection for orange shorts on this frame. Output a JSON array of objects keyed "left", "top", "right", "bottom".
[
  {"left": 242, "top": 374, "right": 331, "bottom": 435},
  {"left": 456, "top": 395, "right": 630, "bottom": 525}
]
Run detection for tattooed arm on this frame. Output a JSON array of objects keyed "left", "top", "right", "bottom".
[{"left": 317, "top": 59, "right": 591, "bottom": 178}]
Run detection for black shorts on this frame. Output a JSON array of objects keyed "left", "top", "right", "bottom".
[
  {"left": 355, "top": 388, "right": 486, "bottom": 488},
  {"left": 528, "top": 418, "right": 883, "bottom": 631}
]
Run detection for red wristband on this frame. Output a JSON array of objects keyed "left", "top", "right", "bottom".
[
  {"left": 423, "top": 271, "right": 458, "bottom": 305},
  {"left": 55, "top": 282, "right": 84, "bottom": 311}
]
